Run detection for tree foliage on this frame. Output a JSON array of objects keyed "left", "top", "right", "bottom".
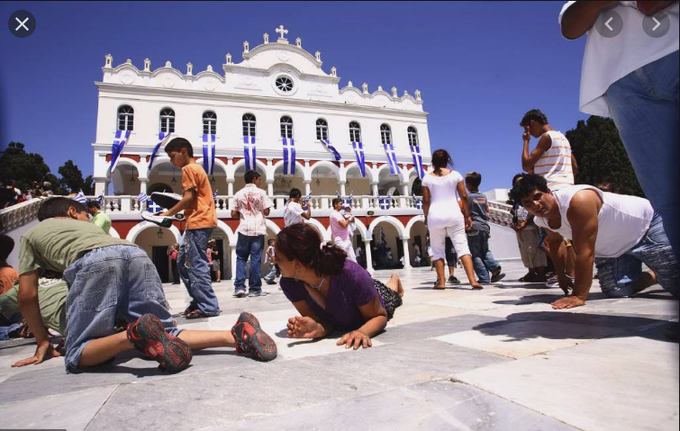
[
  {"left": 566, "top": 116, "right": 644, "bottom": 197},
  {"left": 0, "top": 142, "right": 52, "bottom": 191},
  {"left": 58, "top": 160, "right": 94, "bottom": 194}
]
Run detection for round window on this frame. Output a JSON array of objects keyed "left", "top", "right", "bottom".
[{"left": 275, "top": 76, "right": 294, "bottom": 93}]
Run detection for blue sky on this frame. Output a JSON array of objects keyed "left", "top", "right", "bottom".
[{"left": 0, "top": 1, "right": 589, "bottom": 191}]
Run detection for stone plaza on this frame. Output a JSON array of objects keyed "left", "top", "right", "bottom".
[{"left": 0, "top": 261, "right": 677, "bottom": 431}]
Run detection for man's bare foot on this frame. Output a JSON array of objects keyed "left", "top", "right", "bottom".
[{"left": 388, "top": 275, "right": 405, "bottom": 297}]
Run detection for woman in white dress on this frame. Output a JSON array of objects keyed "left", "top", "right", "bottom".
[{"left": 422, "top": 149, "right": 483, "bottom": 290}]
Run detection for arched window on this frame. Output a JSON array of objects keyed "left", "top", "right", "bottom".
[
  {"left": 380, "top": 124, "right": 392, "bottom": 145},
  {"left": 349, "top": 121, "right": 361, "bottom": 142},
  {"left": 316, "top": 119, "right": 329, "bottom": 141},
  {"left": 203, "top": 111, "right": 217, "bottom": 135},
  {"left": 118, "top": 105, "right": 134, "bottom": 131},
  {"left": 160, "top": 108, "right": 175, "bottom": 133},
  {"left": 242, "top": 113, "right": 256, "bottom": 137},
  {"left": 407, "top": 126, "right": 419, "bottom": 146},
  {"left": 280, "top": 116, "right": 293, "bottom": 139}
]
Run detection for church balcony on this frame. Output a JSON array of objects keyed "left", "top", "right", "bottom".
[{"left": 94, "top": 194, "right": 425, "bottom": 220}]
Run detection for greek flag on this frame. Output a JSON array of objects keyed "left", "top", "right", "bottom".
[
  {"left": 73, "top": 191, "right": 87, "bottom": 204},
  {"left": 415, "top": 197, "right": 423, "bottom": 210},
  {"left": 283, "top": 138, "right": 296, "bottom": 175},
  {"left": 409, "top": 145, "right": 426, "bottom": 179},
  {"left": 320, "top": 139, "right": 341, "bottom": 162},
  {"left": 137, "top": 192, "right": 149, "bottom": 204},
  {"left": 109, "top": 130, "right": 131, "bottom": 173},
  {"left": 346, "top": 193, "right": 353, "bottom": 207},
  {"left": 203, "top": 134, "right": 216, "bottom": 175},
  {"left": 383, "top": 143, "right": 401, "bottom": 175},
  {"left": 379, "top": 196, "right": 391, "bottom": 210},
  {"left": 351, "top": 141, "right": 366, "bottom": 178},
  {"left": 149, "top": 132, "right": 171, "bottom": 171},
  {"left": 96, "top": 192, "right": 105, "bottom": 205},
  {"left": 148, "top": 200, "right": 162, "bottom": 213},
  {"left": 243, "top": 136, "right": 257, "bottom": 171},
  {"left": 213, "top": 190, "right": 218, "bottom": 203},
  {"left": 380, "top": 227, "right": 387, "bottom": 246}
]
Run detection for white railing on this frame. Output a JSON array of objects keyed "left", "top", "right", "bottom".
[
  {"left": 93, "top": 194, "right": 425, "bottom": 219},
  {"left": 0, "top": 198, "right": 45, "bottom": 234},
  {"left": 488, "top": 201, "right": 514, "bottom": 227}
]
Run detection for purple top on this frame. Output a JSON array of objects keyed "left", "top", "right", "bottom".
[{"left": 280, "top": 259, "right": 384, "bottom": 331}]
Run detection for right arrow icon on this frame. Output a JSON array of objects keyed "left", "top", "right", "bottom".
[{"left": 652, "top": 17, "right": 661, "bottom": 31}]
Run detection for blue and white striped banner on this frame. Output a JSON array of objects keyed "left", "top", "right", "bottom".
[
  {"left": 73, "top": 191, "right": 87, "bottom": 204},
  {"left": 320, "top": 139, "right": 342, "bottom": 162},
  {"left": 243, "top": 136, "right": 257, "bottom": 171},
  {"left": 380, "top": 226, "right": 387, "bottom": 245},
  {"left": 283, "top": 137, "right": 296, "bottom": 175},
  {"left": 383, "top": 143, "right": 401, "bottom": 175},
  {"left": 202, "top": 134, "right": 216, "bottom": 175},
  {"left": 346, "top": 193, "right": 353, "bottom": 207},
  {"left": 137, "top": 192, "right": 149, "bottom": 204},
  {"left": 351, "top": 141, "right": 366, "bottom": 178},
  {"left": 109, "top": 130, "right": 131, "bottom": 173},
  {"left": 409, "top": 145, "right": 426, "bottom": 179},
  {"left": 149, "top": 132, "right": 171, "bottom": 171}
]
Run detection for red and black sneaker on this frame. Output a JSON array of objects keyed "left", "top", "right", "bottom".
[
  {"left": 231, "top": 312, "right": 277, "bottom": 362},
  {"left": 127, "top": 314, "right": 192, "bottom": 373}
]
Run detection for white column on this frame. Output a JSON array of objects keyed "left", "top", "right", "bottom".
[
  {"left": 371, "top": 182, "right": 379, "bottom": 197},
  {"left": 140, "top": 179, "right": 148, "bottom": 195},
  {"left": 304, "top": 180, "right": 312, "bottom": 196},
  {"left": 94, "top": 178, "right": 107, "bottom": 195},
  {"left": 339, "top": 181, "right": 347, "bottom": 197},
  {"left": 267, "top": 179, "right": 274, "bottom": 197},
  {"left": 227, "top": 179, "right": 234, "bottom": 196},
  {"left": 230, "top": 247, "right": 238, "bottom": 281},
  {"left": 401, "top": 183, "right": 409, "bottom": 196},
  {"left": 364, "top": 239, "right": 374, "bottom": 273},
  {"left": 401, "top": 238, "right": 412, "bottom": 269}
]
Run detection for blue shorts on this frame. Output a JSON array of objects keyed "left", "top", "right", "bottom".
[
  {"left": 63, "top": 245, "right": 179, "bottom": 373},
  {"left": 595, "top": 214, "right": 679, "bottom": 299}
]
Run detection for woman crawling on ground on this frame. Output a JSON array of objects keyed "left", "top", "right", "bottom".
[{"left": 275, "top": 223, "right": 404, "bottom": 350}]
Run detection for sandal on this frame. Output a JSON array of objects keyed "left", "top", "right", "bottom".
[
  {"left": 433, "top": 279, "right": 446, "bottom": 290},
  {"left": 185, "top": 310, "right": 209, "bottom": 320}
]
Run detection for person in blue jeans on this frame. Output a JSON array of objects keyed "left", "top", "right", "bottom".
[
  {"left": 12, "top": 198, "right": 277, "bottom": 373},
  {"left": 510, "top": 175, "right": 679, "bottom": 311},
  {"left": 161, "top": 138, "right": 220, "bottom": 319},
  {"left": 231, "top": 171, "right": 273, "bottom": 298},
  {"left": 465, "top": 172, "right": 505, "bottom": 284},
  {"left": 560, "top": 2, "right": 679, "bottom": 260}
]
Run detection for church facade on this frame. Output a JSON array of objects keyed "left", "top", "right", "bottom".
[{"left": 91, "top": 26, "right": 431, "bottom": 279}]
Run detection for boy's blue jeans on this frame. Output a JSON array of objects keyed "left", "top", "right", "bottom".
[
  {"left": 234, "top": 234, "right": 265, "bottom": 294},
  {"left": 466, "top": 231, "right": 500, "bottom": 282},
  {"left": 183, "top": 228, "right": 220, "bottom": 316},
  {"left": 607, "top": 50, "right": 679, "bottom": 260},
  {"left": 595, "top": 214, "right": 679, "bottom": 299},
  {"left": 63, "top": 245, "right": 179, "bottom": 373}
]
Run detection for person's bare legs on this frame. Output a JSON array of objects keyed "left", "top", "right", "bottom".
[
  {"left": 386, "top": 274, "right": 404, "bottom": 297},
  {"left": 434, "top": 259, "right": 446, "bottom": 289},
  {"left": 216, "top": 270, "right": 221, "bottom": 283},
  {"left": 78, "top": 329, "right": 237, "bottom": 368},
  {"left": 459, "top": 255, "right": 483, "bottom": 289},
  {"left": 79, "top": 332, "right": 133, "bottom": 368},
  {"left": 633, "top": 271, "right": 658, "bottom": 295},
  {"left": 178, "top": 330, "right": 235, "bottom": 350}
]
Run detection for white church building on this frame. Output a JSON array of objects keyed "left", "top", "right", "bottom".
[{"left": 90, "top": 26, "right": 436, "bottom": 280}]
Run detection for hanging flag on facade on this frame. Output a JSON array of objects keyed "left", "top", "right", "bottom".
[
  {"left": 351, "top": 141, "right": 366, "bottom": 178},
  {"left": 283, "top": 137, "right": 296, "bottom": 175},
  {"left": 202, "top": 134, "right": 216, "bottom": 175},
  {"left": 320, "top": 139, "right": 342, "bottom": 161},
  {"left": 409, "top": 145, "right": 426, "bottom": 179},
  {"left": 109, "top": 130, "right": 131, "bottom": 173},
  {"left": 243, "top": 136, "right": 257, "bottom": 171},
  {"left": 148, "top": 132, "right": 171, "bottom": 171},
  {"left": 383, "top": 143, "right": 401, "bottom": 175}
]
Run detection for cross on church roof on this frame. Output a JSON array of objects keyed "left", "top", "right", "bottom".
[{"left": 276, "top": 25, "right": 288, "bottom": 41}]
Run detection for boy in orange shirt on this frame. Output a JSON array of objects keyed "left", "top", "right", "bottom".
[{"left": 162, "top": 138, "right": 220, "bottom": 319}]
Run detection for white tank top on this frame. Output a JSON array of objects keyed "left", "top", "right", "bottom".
[
  {"left": 422, "top": 170, "right": 464, "bottom": 229},
  {"left": 534, "top": 185, "right": 654, "bottom": 258},
  {"left": 534, "top": 131, "right": 574, "bottom": 191}
]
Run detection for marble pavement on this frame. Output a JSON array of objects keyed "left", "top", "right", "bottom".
[{"left": 0, "top": 262, "right": 677, "bottom": 431}]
